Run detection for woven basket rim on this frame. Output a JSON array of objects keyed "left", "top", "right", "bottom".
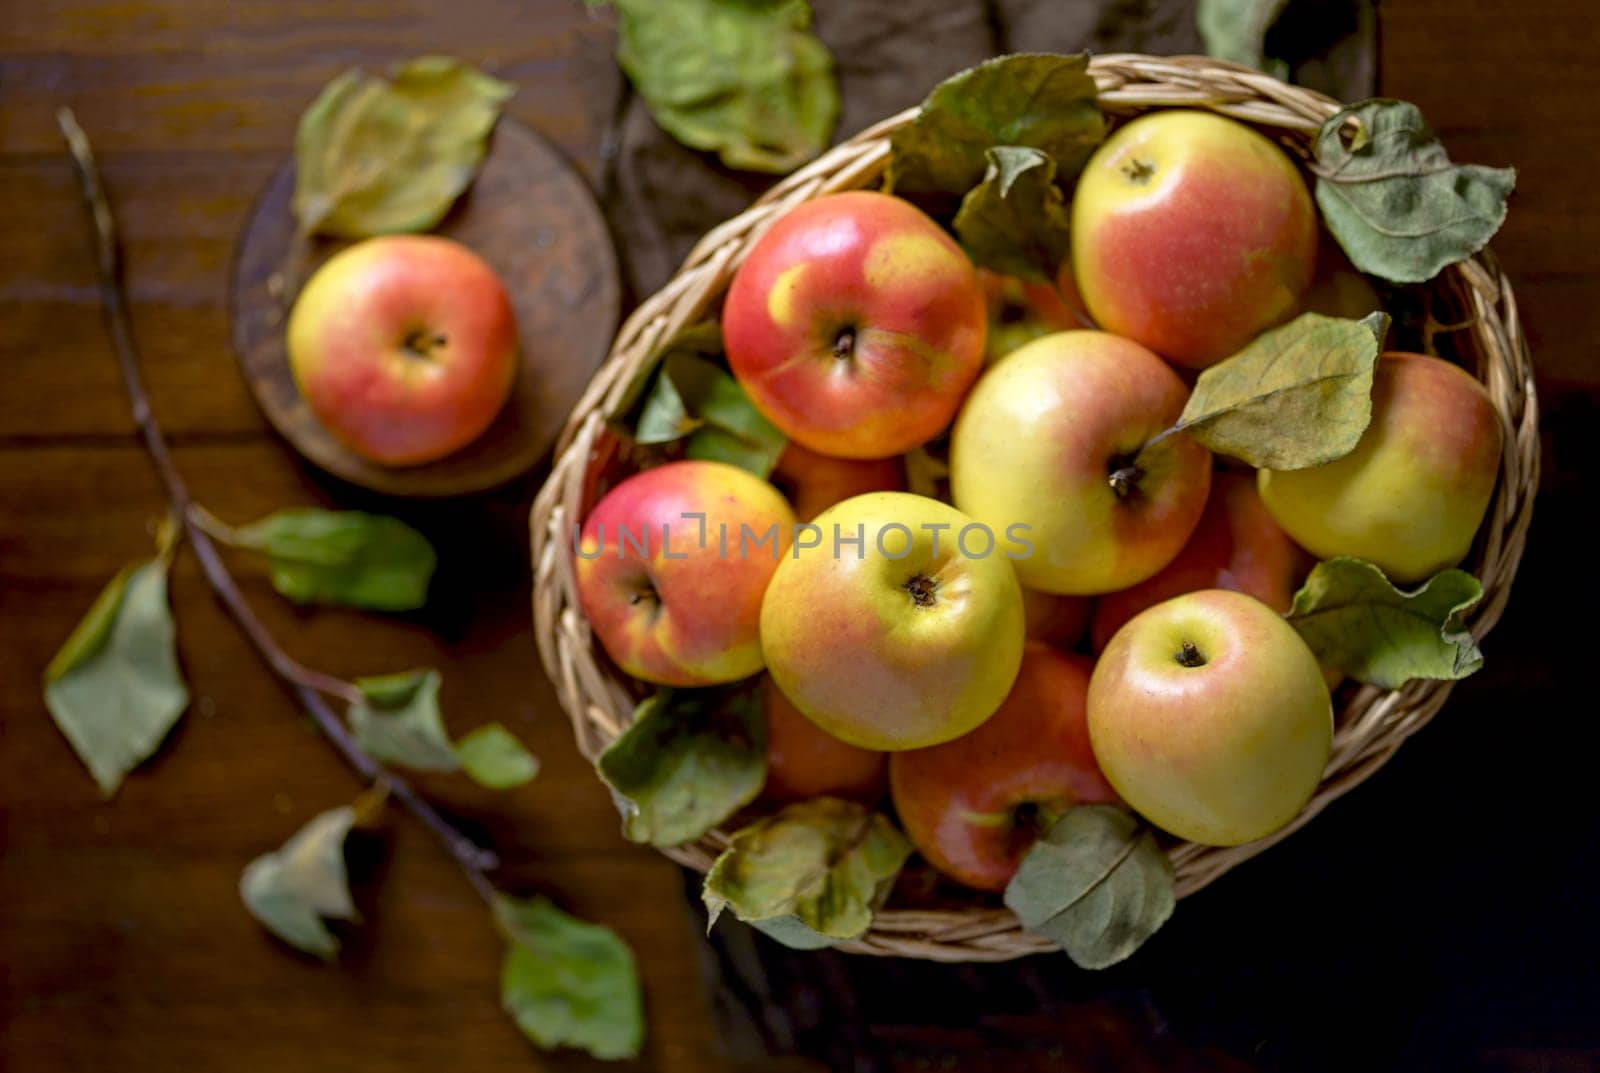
[{"left": 530, "top": 54, "right": 1540, "bottom": 962}]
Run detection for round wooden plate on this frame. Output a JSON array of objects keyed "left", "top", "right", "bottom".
[{"left": 229, "top": 120, "right": 620, "bottom": 497}]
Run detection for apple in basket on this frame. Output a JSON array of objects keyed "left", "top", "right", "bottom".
[
  {"left": 575, "top": 460, "right": 795, "bottom": 687},
  {"left": 761, "top": 676, "right": 887, "bottom": 806},
  {"left": 288, "top": 235, "right": 519, "bottom": 465},
  {"left": 722, "top": 191, "right": 988, "bottom": 459},
  {"left": 769, "top": 442, "right": 905, "bottom": 523}
]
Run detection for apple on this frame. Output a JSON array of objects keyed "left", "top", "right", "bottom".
[
  {"left": 769, "top": 442, "right": 905, "bottom": 523},
  {"left": 722, "top": 191, "right": 988, "bottom": 459},
  {"left": 949, "top": 330, "right": 1212, "bottom": 595},
  {"left": 1087, "top": 589, "right": 1332, "bottom": 846},
  {"left": 979, "top": 268, "right": 1089, "bottom": 364},
  {"left": 1071, "top": 110, "right": 1317, "bottom": 368},
  {"left": 576, "top": 460, "right": 795, "bottom": 687},
  {"left": 890, "top": 643, "right": 1118, "bottom": 891},
  {"left": 1258, "top": 352, "right": 1503, "bottom": 583},
  {"left": 287, "top": 235, "right": 518, "bottom": 465},
  {"left": 1022, "top": 588, "right": 1093, "bottom": 650},
  {"left": 1091, "top": 471, "right": 1306, "bottom": 651},
  {"left": 1302, "top": 236, "right": 1386, "bottom": 321},
  {"left": 759, "top": 491, "right": 1025, "bottom": 751},
  {"left": 761, "top": 677, "right": 886, "bottom": 805}
]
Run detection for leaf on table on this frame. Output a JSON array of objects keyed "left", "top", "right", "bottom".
[
  {"left": 886, "top": 53, "right": 1104, "bottom": 199},
  {"left": 1313, "top": 98, "right": 1516, "bottom": 284},
  {"left": 1169, "top": 311, "right": 1390, "bottom": 470},
  {"left": 633, "top": 327, "right": 787, "bottom": 477},
  {"left": 494, "top": 894, "right": 645, "bottom": 1060},
  {"left": 1286, "top": 557, "right": 1484, "bottom": 688},
  {"left": 609, "top": 0, "right": 838, "bottom": 174},
  {"left": 44, "top": 525, "right": 188, "bottom": 798},
  {"left": 1197, "top": 0, "right": 1292, "bottom": 77},
  {"left": 228, "top": 508, "right": 436, "bottom": 612},
  {"left": 952, "top": 145, "right": 1073, "bottom": 283},
  {"left": 1003, "top": 804, "right": 1175, "bottom": 970},
  {"left": 597, "top": 684, "right": 766, "bottom": 848},
  {"left": 455, "top": 723, "right": 540, "bottom": 790},
  {"left": 349, "top": 669, "right": 460, "bottom": 772},
  {"left": 239, "top": 799, "right": 377, "bottom": 961},
  {"left": 293, "top": 55, "right": 514, "bottom": 238},
  {"left": 702, "top": 797, "right": 912, "bottom": 941}
]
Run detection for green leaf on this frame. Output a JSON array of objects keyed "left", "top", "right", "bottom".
[
  {"left": 455, "top": 723, "right": 540, "bottom": 790},
  {"left": 952, "top": 145, "right": 1072, "bottom": 283},
  {"left": 229, "top": 508, "right": 436, "bottom": 612},
  {"left": 597, "top": 685, "right": 766, "bottom": 848},
  {"left": 349, "top": 669, "right": 459, "bottom": 771},
  {"left": 1313, "top": 99, "right": 1516, "bottom": 284},
  {"left": 1169, "top": 311, "right": 1390, "bottom": 470},
  {"left": 495, "top": 895, "right": 645, "bottom": 1061},
  {"left": 1286, "top": 557, "right": 1484, "bottom": 688},
  {"left": 1197, "top": 0, "right": 1291, "bottom": 76},
  {"left": 612, "top": 0, "right": 838, "bottom": 174},
  {"left": 702, "top": 797, "right": 912, "bottom": 940},
  {"left": 1003, "top": 805, "right": 1175, "bottom": 970},
  {"left": 239, "top": 805, "right": 363, "bottom": 960},
  {"left": 633, "top": 331, "right": 787, "bottom": 477},
  {"left": 746, "top": 914, "right": 837, "bottom": 950},
  {"left": 293, "top": 55, "right": 514, "bottom": 237},
  {"left": 44, "top": 552, "right": 188, "bottom": 797},
  {"left": 886, "top": 53, "right": 1104, "bottom": 198}
]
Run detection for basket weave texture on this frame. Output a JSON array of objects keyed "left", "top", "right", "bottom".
[{"left": 531, "top": 55, "right": 1539, "bottom": 961}]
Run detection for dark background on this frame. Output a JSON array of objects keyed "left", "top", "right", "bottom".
[{"left": 2, "top": 2, "right": 1597, "bottom": 1071}]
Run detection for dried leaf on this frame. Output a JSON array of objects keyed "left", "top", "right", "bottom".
[
  {"left": 348, "top": 669, "right": 458, "bottom": 772},
  {"left": 952, "top": 145, "right": 1072, "bottom": 283},
  {"left": 230, "top": 508, "right": 436, "bottom": 612},
  {"left": 1197, "top": 0, "right": 1292, "bottom": 76},
  {"left": 1286, "top": 557, "right": 1484, "bottom": 688},
  {"left": 702, "top": 797, "right": 912, "bottom": 940},
  {"left": 1313, "top": 99, "right": 1516, "bottom": 284},
  {"left": 1003, "top": 805, "right": 1174, "bottom": 969},
  {"left": 293, "top": 56, "right": 513, "bottom": 237},
  {"left": 239, "top": 805, "right": 362, "bottom": 960},
  {"left": 455, "top": 723, "right": 540, "bottom": 790},
  {"left": 1171, "top": 311, "right": 1390, "bottom": 470},
  {"left": 495, "top": 895, "right": 645, "bottom": 1060}
]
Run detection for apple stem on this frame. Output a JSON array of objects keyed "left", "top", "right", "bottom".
[
  {"left": 402, "top": 329, "right": 448, "bottom": 361},
  {"left": 1107, "top": 464, "right": 1144, "bottom": 500},
  {"left": 905, "top": 574, "right": 938, "bottom": 608},
  {"left": 1176, "top": 640, "right": 1207, "bottom": 668},
  {"left": 832, "top": 325, "right": 857, "bottom": 361}
]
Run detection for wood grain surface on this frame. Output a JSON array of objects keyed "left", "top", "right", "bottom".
[{"left": 2, "top": 2, "right": 1597, "bottom": 1072}]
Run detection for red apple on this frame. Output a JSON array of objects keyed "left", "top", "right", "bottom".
[
  {"left": 287, "top": 235, "right": 518, "bottom": 465},
  {"left": 1091, "top": 471, "right": 1306, "bottom": 651},
  {"left": 979, "top": 268, "right": 1090, "bottom": 364},
  {"left": 1071, "top": 111, "right": 1317, "bottom": 368},
  {"left": 576, "top": 460, "right": 795, "bottom": 686},
  {"left": 1022, "top": 589, "right": 1093, "bottom": 650},
  {"left": 890, "top": 644, "right": 1118, "bottom": 891},
  {"left": 769, "top": 443, "right": 905, "bottom": 523},
  {"left": 723, "top": 191, "right": 987, "bottom": 459},
  {"left": 761, "top": 677, "right": 886, "bottom": 805}
]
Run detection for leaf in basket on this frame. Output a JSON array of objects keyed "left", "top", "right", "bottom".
[
  {"left": 607, "top": 0, "right": 838, "bottom": 174},
  {"left": 44, "top": 520, "right": 188, "bottom": 798},
  {"left": 1167, "top": 311, "right": 1390, "bottom": 470},
  {"left": 952, "top": 145, "right": 1073, "bottom": 283},
  {"left": 597, "top": 684, "right": 766, "bottom": 848},
  {"left": 702, "top": 797, "right": 912, "bottom": 941},
  {"left": 1002, "top": 805, "right": 1175, "bottom": 970},
  {"left": 1197, "top": 0, "right": 1292, "bottom": 78},
  {"left": 227, "top": 508, "right": 436, "bottom": 612},
  {"left": 293, "top": 56, "right": 514, "bottom": 238},
  {"left": 886, "top": 53, "right": 1104, "bottom": 200},
  {"left": 747, "top": 914, "right": 837, "bottom": 950},
  {"left": 494, "top": 894, "right": 645, "bottom": 1060},
  {"left": 1313, "top": 99, "right": 1516, "bottom": 284},
  {"left": 348, "top": 669, "right": 537, "bottom": 788},
  {"left": 1286, "top": 557, "right": 1484, "bottom": 688},
  {"left": 634, "top": 339, "right": 787, "bottom": 478}
]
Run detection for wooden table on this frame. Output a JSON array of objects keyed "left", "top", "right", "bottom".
[{"left": 2, "top": 3, "right": 1596, "bottom": 1071}]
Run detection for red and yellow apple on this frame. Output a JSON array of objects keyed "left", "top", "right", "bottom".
[
  {"left": 890, "top": 644, "right": 1118, "bottom": 891},
  {"left": 1071, "top": 110, "right": 1317, "bottom": 368},
  {"left": 769, "top": 442, "right": 905, "bottom": 523},
  {"left": 723, "top": 191, "right": 987, "bottom": 459},
  {"left": 576, "top": 460, "right": 795, "bottom": 686},
  {"left": 1088, "top": 589, "right": 1332, "bottom": 846},
  {"left": 1301, "top": 236, "right": 1386, "bottom": 322},
  {"left": 1091, "top": 471, "right": 1306, "bottom": 651},
  {"left": 1022, "top": 589, "right": 1093, "bottom": 650},
  {"left": 288, "top": 235, "right": 518, "bottom": 465},
  {"left": 760, "top": 492, "right": 1025, "bottom": 751},
  {"left": 1258, "top": 352, "right": 1503, "bottom": 583},
  {"left": 761, "top": 677, "right": 886, "bottom": 805},
  {"left": 949, "top": 330, "right": 1212, "bottom": 595},
  {"left": 979, "top": 268, "right": 1090, "bottom": 364}
]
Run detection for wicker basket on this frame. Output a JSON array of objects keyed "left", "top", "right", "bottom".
[{"left": 530, "top": 55, "right": 1539, "bottom": 961}]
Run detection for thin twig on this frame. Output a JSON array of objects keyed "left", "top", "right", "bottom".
[{"left": 57, "top": 107, "right": 499, "bottom": 904}]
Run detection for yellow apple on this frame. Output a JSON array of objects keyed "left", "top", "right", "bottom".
[{"left": 759, "top": 492, "right": 1025, "bottom": 751}]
